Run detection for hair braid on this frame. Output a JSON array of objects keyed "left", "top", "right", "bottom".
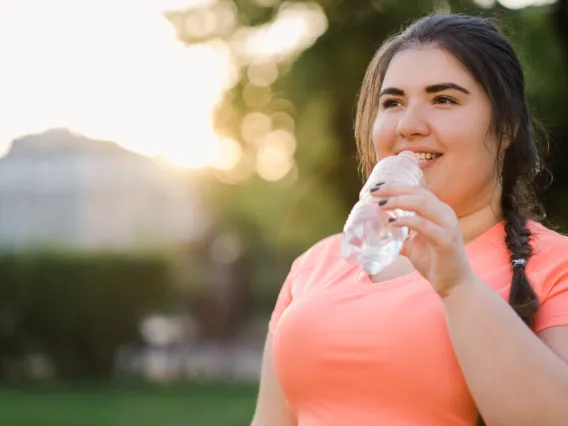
[{"left": 477, "top": 160, "right": 540, "bottom": 426}]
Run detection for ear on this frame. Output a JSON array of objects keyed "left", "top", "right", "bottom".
[{"left": 496, "top": 127, "right": 515, "bottom": 164}]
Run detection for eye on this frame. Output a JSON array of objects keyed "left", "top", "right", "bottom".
[
  {"left": 433, "top": 95, "right": 458, "bottom": 105},
  {"left": 381, "top": 98, "right": 403, "bottom": 109}
]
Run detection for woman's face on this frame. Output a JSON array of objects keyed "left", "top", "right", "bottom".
[{"left": 372, "top": 47, "right": 500, "bottom": 217}]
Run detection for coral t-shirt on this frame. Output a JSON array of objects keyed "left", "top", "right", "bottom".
[{"left": 269, "top": 221, "right": 568, "bottom": 426}]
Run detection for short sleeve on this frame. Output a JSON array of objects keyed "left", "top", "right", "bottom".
[
  {"left": 533, "top": 261, "right": 568, "bottom": 333},
  {"left": 268, "top": 258, "right": 299, "bottom": 334}
]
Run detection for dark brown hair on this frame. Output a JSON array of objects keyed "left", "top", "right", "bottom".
[{"left": 354, "top": 14, "right": 543, "bottom": 425}]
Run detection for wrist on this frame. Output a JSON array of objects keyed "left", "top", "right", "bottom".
[{"left": 439, "top": 273, "right": 481, "bottom": 303}]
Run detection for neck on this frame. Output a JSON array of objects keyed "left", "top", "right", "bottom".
[{"left": 458, "top": 190, "right": 503, "bottom": 244}]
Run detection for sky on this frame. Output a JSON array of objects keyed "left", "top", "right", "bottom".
[
  {"left": 0, "top": 0, "right": 229, "bottom": 167},
  {"left": 0, "top": 0, "right": 556, "bottom": 168}
]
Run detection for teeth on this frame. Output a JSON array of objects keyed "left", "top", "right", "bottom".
[{"left": 414, "top": 152, "right": 441, "bottom": 160}]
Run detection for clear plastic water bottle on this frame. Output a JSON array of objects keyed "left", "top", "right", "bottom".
[{"left": 341, "top": 151, "right": 424, "bottom": 275}]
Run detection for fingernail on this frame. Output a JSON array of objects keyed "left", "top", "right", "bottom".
[
  {"left": 370, "top": 183, "right": 384, "bottom": 193},
  {"left": 388, "top": 217, "right": 396, "bottom": 223},
  {"left": 378, "top": 199, "right": 388, "bottom": 206}
]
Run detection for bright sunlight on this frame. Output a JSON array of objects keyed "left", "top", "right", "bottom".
[{"left": 0, "top": 0, "right": 233, "bottom": 168}]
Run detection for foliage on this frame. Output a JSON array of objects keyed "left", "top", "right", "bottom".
[{"left": 0, "top": 251, "right": 175, "bottom": 382}]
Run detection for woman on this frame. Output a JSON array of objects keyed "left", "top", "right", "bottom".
[{"left": 251, "top": 14, "right": 568, "bottom": 426}]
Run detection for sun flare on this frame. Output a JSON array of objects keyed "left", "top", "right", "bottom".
[{"left": 0, "top": 0, "right": 231, "bottom": 168}]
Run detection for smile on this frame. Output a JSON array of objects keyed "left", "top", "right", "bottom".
[
  {"left": 414, "top": 152, "right": 442, "bottom": 161},
  {"left": 414, "top": 152, "right": 443, "bottom": 169}
]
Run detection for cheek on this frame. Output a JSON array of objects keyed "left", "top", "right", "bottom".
[
  {"left": 426, "top": 116, "right": 497, "bottom": 206},
  {"left": 427, "top": 142, "right": 498, "bottom": 209},
  {"left": 371, "top": 114, "right": 397, "bottom": 157},
  {"left": 431, "top": 107, "right": 494, "bottom": 165}
]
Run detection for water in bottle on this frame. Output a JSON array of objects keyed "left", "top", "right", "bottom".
[{"left": 341, "top": 151, "right": 424, "bottom": 276}]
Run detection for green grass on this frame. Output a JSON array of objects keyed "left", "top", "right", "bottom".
[{"left": 0, "top": 381, "right": 258, "bottom": 426}]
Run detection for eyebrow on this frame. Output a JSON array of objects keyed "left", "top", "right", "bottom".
[{"left": 378, "top": 82, "right": 471, "bottom": 97}]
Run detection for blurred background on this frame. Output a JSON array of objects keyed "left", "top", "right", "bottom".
[{"left": 1, "top": 0, "right": 568, "bottom": 425}]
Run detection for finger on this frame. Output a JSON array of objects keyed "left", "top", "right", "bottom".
[
  {"left": 377, "top": 194, "right": 454, "bottom": 226},
  {"left": 369, "top": 183, "right": 457, "bottom": 226},
  {"left": 389, "top": 215, "right": 447, "bottom": 246},
  {"left": 369, "top": 183, "right": 424, "bottom": 197}
]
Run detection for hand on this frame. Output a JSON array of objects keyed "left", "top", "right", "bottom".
[{"left": 370, "top": 183, "right": 475, "bottom": 298}]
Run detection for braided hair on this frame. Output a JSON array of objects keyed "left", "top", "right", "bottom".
[{"left": 354, "top": 14, "right": 544, "bottom": 425}]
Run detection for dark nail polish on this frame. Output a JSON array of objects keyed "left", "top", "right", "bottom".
[
  {"left": 370, "top": 182, "right": 385, "bottom": 193},
  {"left": 378, "top": 199, "right": 388, "bottom": 206},
  {"left": 388, "top": 217, "right": 396, "bottom": 223}
]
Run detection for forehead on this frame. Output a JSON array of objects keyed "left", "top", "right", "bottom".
[{"left": 382, "top": 47, "right": 478, "bottom": 91}]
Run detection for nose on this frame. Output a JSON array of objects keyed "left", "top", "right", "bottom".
[{"left": 396, "top": 103, "right": 430, "bottom": 139}]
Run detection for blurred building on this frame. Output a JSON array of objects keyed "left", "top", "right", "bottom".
[{"left": 0, "top": 128, "right": 206, "bottom": 251}]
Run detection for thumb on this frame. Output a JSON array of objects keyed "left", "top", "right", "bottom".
[{"left": 400, "top": 231, "right": 419, "bottom": 258}]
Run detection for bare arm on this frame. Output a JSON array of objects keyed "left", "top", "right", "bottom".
[
  {"left": 251, "top": 332, "right": 297, "bottom": 426},
  {"left": 443, "top": 277, "right": 568, "bottom": 426}
]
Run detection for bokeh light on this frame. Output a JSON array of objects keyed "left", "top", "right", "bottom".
[
  {"left": 214, "top": 137, "right": 243, "bottom": 170},
  {"left": 255, "top": 129, "right": 296, "bottom": 181},
  {"left": 247, "top": 61, "right": 280, "bottom": 87},
  {"left": 241, "top": 112, "right": 272, "bottom": 143}
]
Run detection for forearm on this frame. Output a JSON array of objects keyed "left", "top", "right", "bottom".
[{"left": 443, "top": 277, "right": 568, "bottom": 426}]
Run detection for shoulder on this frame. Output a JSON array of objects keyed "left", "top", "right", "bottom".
[
  {"left": 529, "top": 220, "right": 568, "bottom": 258},
  {"left": 526, "top": 222, "right": 568, "bottom": 331},
  {"left": 285, "top": 233, "right": 346, "bottom": 295},
  {"left": 291, "top": 233, "right": 343, "bottom": 272},
  {"left": 527, "top": 221, "right": 568, "bottom": 300},
  {"left": 300, "top": 233, "right": 344, "bottom": 261}
]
